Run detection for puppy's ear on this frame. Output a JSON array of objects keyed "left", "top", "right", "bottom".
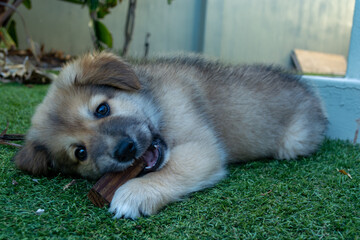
[
  {"left": 77, "top": 52, "right": 141, "bottom": 91},
  {"left": 13, "top": 141, "right": 50, "bottom": 176}
]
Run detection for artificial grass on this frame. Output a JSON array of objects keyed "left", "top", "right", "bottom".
[{"left": 1, "top": 82, "right": 359, "bottom": 239}]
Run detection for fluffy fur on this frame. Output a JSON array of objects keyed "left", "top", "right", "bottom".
[{"left": 14, "top": 52, "right": 327, "bottom": 219}]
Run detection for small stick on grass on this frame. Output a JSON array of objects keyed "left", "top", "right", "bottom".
[
  {"left": 353, "top": 118, "right": 360, "bottom": 144},
  {"left": 0, "top": 122, "right": 25, "bottom": 148},
  {"left": 0, "top": 134, "right": 25, "bottom": 141},
  {"left": 0, "top": 140, "right": 22, "bottom": 148}
]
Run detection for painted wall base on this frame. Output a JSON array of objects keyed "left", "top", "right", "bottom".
[{"left": 302, "top": 76, "right": 360, "bottom": 141}]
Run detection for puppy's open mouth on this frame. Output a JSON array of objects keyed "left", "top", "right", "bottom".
[{"left": 138, "top": 139, "right": 164, "bottom": 173}]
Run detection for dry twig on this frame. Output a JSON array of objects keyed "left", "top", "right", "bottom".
[
  {"left": 337, "top": 168, "right": 352, "bottom": 179},
  {"left": 63, "top": 180, "right": 77, "bottom": 190},
  {"left": 353, "top": 118, "right": 360, "bottom": 144},
  {"left": 0, "top": 122, "right": 24, "bottom": 148}
]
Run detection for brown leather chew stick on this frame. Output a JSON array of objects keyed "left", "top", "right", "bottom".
[{"left": 88, "top": 159, "right": 146, "bottom": 208}]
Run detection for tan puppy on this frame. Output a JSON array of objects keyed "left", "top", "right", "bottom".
[{"left": 14, "top": 52, "right": 327, "bottom": 219}]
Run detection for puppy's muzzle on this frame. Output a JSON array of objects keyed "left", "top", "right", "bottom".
[{"left": 114, "top": 138, "right": 136, "bottom": 162}]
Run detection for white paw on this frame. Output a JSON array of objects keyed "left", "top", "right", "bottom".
[{"left": 108, "top": 178, "right": 162, "bottom": 219}]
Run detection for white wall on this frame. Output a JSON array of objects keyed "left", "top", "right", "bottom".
[
  {"left": 14, "top": 0, "right": 202, "bottom": 57},
  {"left": 203, "top": 0, "right": 355, "bottom": 66},
  {"left": 14, "top": 0, "right": 355, "bottom": 68},
  {"left": 16, "top": 0, "right": 93, "bottom": 54}
]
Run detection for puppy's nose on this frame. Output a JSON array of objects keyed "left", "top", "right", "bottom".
[{"left": 114, "top": 138, "right": 137, "bottom": 162}]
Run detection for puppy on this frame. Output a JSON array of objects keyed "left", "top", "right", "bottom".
[{"left": 14, "top": 52, "right": 327, "bottom": 219}]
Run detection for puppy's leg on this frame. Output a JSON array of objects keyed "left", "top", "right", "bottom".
[
  {"left": 109, "top": 141, "right": 227, "bottom": 219},
  {"left": 276, "top": 111, "right": 327, "bottom": 160}
]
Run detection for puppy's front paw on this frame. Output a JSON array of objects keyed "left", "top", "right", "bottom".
[{"left": 109, "top": 178, "right": 163, "bottom": 219}]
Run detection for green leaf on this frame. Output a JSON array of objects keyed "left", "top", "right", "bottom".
[
  {"left": 0, "top": 27, "right": 16, "bottom": 49},
  {"left": 106, "top": 0, "right": 118, "bottom": 7},
  {"left": 22, "top": 0, "right": 32, "bottom": 9},
  {"left": 6, "top": 20, "right": 18, "bottom": 47},
  {"left": 167, "top": 0, "right": 174, "bottom": 4},
  {"left": 93, "top": 20, "right": 113, "bottom": 48},
  {"left": 87, "top": 0, "right": 99, "bottom": 11},
  {"left": 97, "top": 7, "right": 110, "bottom": 19}
]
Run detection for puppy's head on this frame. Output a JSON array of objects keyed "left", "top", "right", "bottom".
[{"left": 14, "top": 52, "right": 167, "bottom": 179}]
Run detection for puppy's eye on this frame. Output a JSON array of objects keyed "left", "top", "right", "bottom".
[
  {"left": 95, "top": 102, "right": 110, "bottom": 118},
  {"left": 75, "top": 146, "right": 87, "bottom": 161}
]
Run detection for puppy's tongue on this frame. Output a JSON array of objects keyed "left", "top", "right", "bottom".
[{"left": 141, "top": 147, "right": 159, "bottom": 170}]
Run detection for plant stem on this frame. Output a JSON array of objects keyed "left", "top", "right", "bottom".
[
  {"left": 0, "top": 0, "right": 23, "bottom": 26},
  {"left": 122, "top": 0, "right": 136, "bottom": 56}
]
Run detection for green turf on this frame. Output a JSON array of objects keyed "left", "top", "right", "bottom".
[{"left": 1, "top": 83, "right": 359, "bottom": 239}]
